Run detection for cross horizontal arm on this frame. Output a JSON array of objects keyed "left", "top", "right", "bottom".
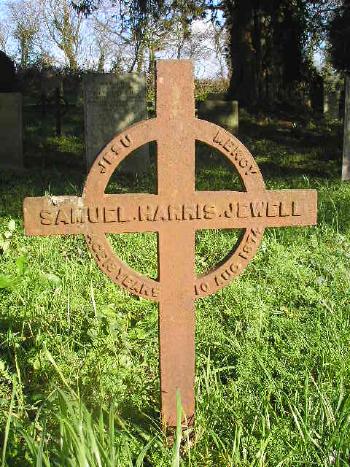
[{"left": 23, "top": 189, "right": 317, "bottom": 237}]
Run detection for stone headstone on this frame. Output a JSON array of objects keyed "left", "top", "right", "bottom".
[
  {"left": 198, "top": 99, "right": 239, "bottom": 133},
  {"left": 0, "top": 93, "right": 23, "bottom": 169},
  {"left": 84, "top": 73, "right": 149, "bottom": 172},
  {"left": 24, "top": 60, "right": 318, "bottom": 430},
  {"left": 0, "top": 51, "right": 16, "bottom": 92},
  {"left": 342, "top": 76, "right": 350, "bottom": 181}
]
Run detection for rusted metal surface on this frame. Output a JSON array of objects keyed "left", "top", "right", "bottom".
[{"left": 23, "top": 60, "right": 318, "bottom": 428}]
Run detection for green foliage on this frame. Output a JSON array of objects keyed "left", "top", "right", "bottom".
[
  {"left": 0, "top": 220, "right": 16, "bottom": 256},
  {"left": 224, "top": 0, "right": 321, "bottom": 107},
  {"left": 328, "top": 1, "right": 350, "bottom": 74},
  {"left": 1, "top": 112, "right": 350, "bottom": 464},
  {"left": 0, "top": 220, "right": 28, "bottom": 290},
  {"left": 73, "top": 0, "right": 209, "bottom": 76},
  {"left": 16, "top": 389, "right": 159, "bottom": 466}
]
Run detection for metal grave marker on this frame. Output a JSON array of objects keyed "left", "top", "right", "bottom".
[{"left": 23, "top": 60, "right": 317, "bottom": 428}]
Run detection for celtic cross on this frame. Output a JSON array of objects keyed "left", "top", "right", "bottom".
[{"left": 23, "top": 61, "right": 317, "bottom": 428}]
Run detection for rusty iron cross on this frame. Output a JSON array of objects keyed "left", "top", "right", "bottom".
[{"left": 23, "top": 61, "right": 317, "bottom": 428}]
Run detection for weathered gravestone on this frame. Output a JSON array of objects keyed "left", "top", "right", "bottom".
[
  {"left": 84, "top": 73, "right": 149, "bottom": 173},
  {"left": 0, "top": 51, "right": 23, "bottom": 170},
  {"left": 23, "top": 61, "right": 317, "bottom": 429},
  {"left": 198, "top": 96, "right": 239, "bottom": 133},
  {"left": 342, "top": 76, "right": 350, "bottom": 181},
  {"left": 0, "top": 51, "right": 16, "bottom": 92},
  {"left": 0, "top": 93, "right": 23, "bottom": 169}
]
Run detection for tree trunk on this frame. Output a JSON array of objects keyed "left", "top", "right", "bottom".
[
  {"left": 66, "top": 50, "right": 78, "bottom": 71},
  {"left": 225, "top": 0, "right": 307, "bottom": 109},
  {"left": 21, "top": 37, "right": 30, "bottom": 68},
  {"left": 227, "top": 0, "right": 259, "bottom": 106},
  {"left": 97, "top": 51, "right": 105, "bottom": 72}
]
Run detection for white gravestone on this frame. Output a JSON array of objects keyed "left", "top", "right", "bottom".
[
  {"left": 342, "top": 76, "right": 350, "bottom": 181},
  {"left": 0, "top": 93, "right": 23, "bottom": 169},
  {"left": 84, "top": 74, "right": 149, "bottom": 173}
]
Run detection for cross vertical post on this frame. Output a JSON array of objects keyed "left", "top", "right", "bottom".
[{"left": 156, "top": 61, "right": 196, "bottom": 427}]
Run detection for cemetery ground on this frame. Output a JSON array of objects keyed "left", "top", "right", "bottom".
[{"left": 1, "top": 109, "right": 350, "bottom": 466}]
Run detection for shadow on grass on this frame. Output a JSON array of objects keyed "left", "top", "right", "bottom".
[{"left": 238, "top": 111, "right": 343, "bottom": 181}]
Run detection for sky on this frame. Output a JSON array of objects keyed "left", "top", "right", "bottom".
[
  {"left": 0, "top": 0, "right": 228, "bottom": 79},
  {"left": 0, "top": 1, "right": 326, "bottom": 79}
]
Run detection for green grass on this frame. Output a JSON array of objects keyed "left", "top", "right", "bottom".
[{"left": 1, "top": 112, "right": 350, "bottom": 465}]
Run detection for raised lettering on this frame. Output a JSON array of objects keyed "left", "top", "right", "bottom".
[
  {"left": 98, "top": 155, "right": 112, "bottom": 174},
  {"left": 229, "top": 146, "right": 240, "bottom": 158},
  {"left": 104, "top": 208, "right": 118, "bottom": 223},
  {"left": 122, "top": 275, "right": 134, "bottom": 288},
  {"left": 139, "top": 205, "right": 155, "bottom": 221},
  {"left": 88, "top": 207, "right": 101, "bottom": 223},
  {"left": 280, "top": 202, "right": 291, "bottom": 217},
  {"left": 213, "top": 130, "right": 225, "bottom": 145},
  {"left": 91, "top": 242, "right": 107, "bottom": 262},
  {"left": 102, "top": 152, "right": 113, "bottom": 164},
  {"left": 224, "top": 203, "right": 236, "bottom": 218},
  {"left": 239, "top": 158, "right": 248, "bottom": 168},
  {"left": 55, "top": 209, "right": 70, "bottom": 225},
  {"left": 239, "top": 252, "right": 248, "bottom": 260},
  {"left": 223, "top": 139, "right": 233, "bottom": 151},
  {"left": 214, "top": 275, "right": 223, "bottom": 286},
  {"left": 183, "top": 204, "right": 196, "bottom": 220},
  {"left": 237, "top": 203, "right": 249, "bottom": 218},
  {"left": 102, "top": 258, "right": 116, "bottom": 273},
  {"left": 168, "top": 205, "right": 182, "bottom": 220},
  {"left": 229, "top": 263, "right": 240, "bottom": 273},
  {"left": 130, "top": 280, "right": 143, "bottom": 294},
  {"left": 292, "top": 201, "right": 302, "bottom": 216},
  {"left": 234, "top": 151, "right": 244, "bottom": 163},
  {"left": 120, "top": 134, "right": 131, "bottom": 148},
  {"left": 98, "top": 160, "right": 107, "bottom": 173},
  {"left": 221, "top": 270, "right": 231, "bottom": 280},
  {"left": 251, "top": 227, "right": 263, "bottom": 237},
  {"left": 245, "top": 165, "right": 258, "bottom": 175},
  {"left": 194, "top": 283, "right": 209, "bottom": 294},
  {"left": 243, "top": 244, "right": 252, "bottom": 255},
  {"left": 141, "top": 284, "right": 150, "bottom": 296},
  {"left": 151, "top": 288, "right": 159, "bottom": 298},
  {"left": 111, "top": 144, "right": 120, "bottom": 154},
  {"left": 40, "top": 210, "right": 54, "bottom": 225},
  {"left": 114, "top": 267, "right": 123, "bottom": 280},
  {"left": 267, "top": 202, "right": 279, "bottom": 217},
  {"left": 251, "top": 201, "right": 266, "bottom": 217},
  {"left": 154, "top": 205, "right": 168, "bottom": 221},
  {"left": 203, "top": 204, "right": 217, "bottom": 220},
  {"left": 118, "top": 207, "right": 129, "bottom": 222},
  {"left": 72, "top": 208, "right": 86, "bottom": 224}
]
